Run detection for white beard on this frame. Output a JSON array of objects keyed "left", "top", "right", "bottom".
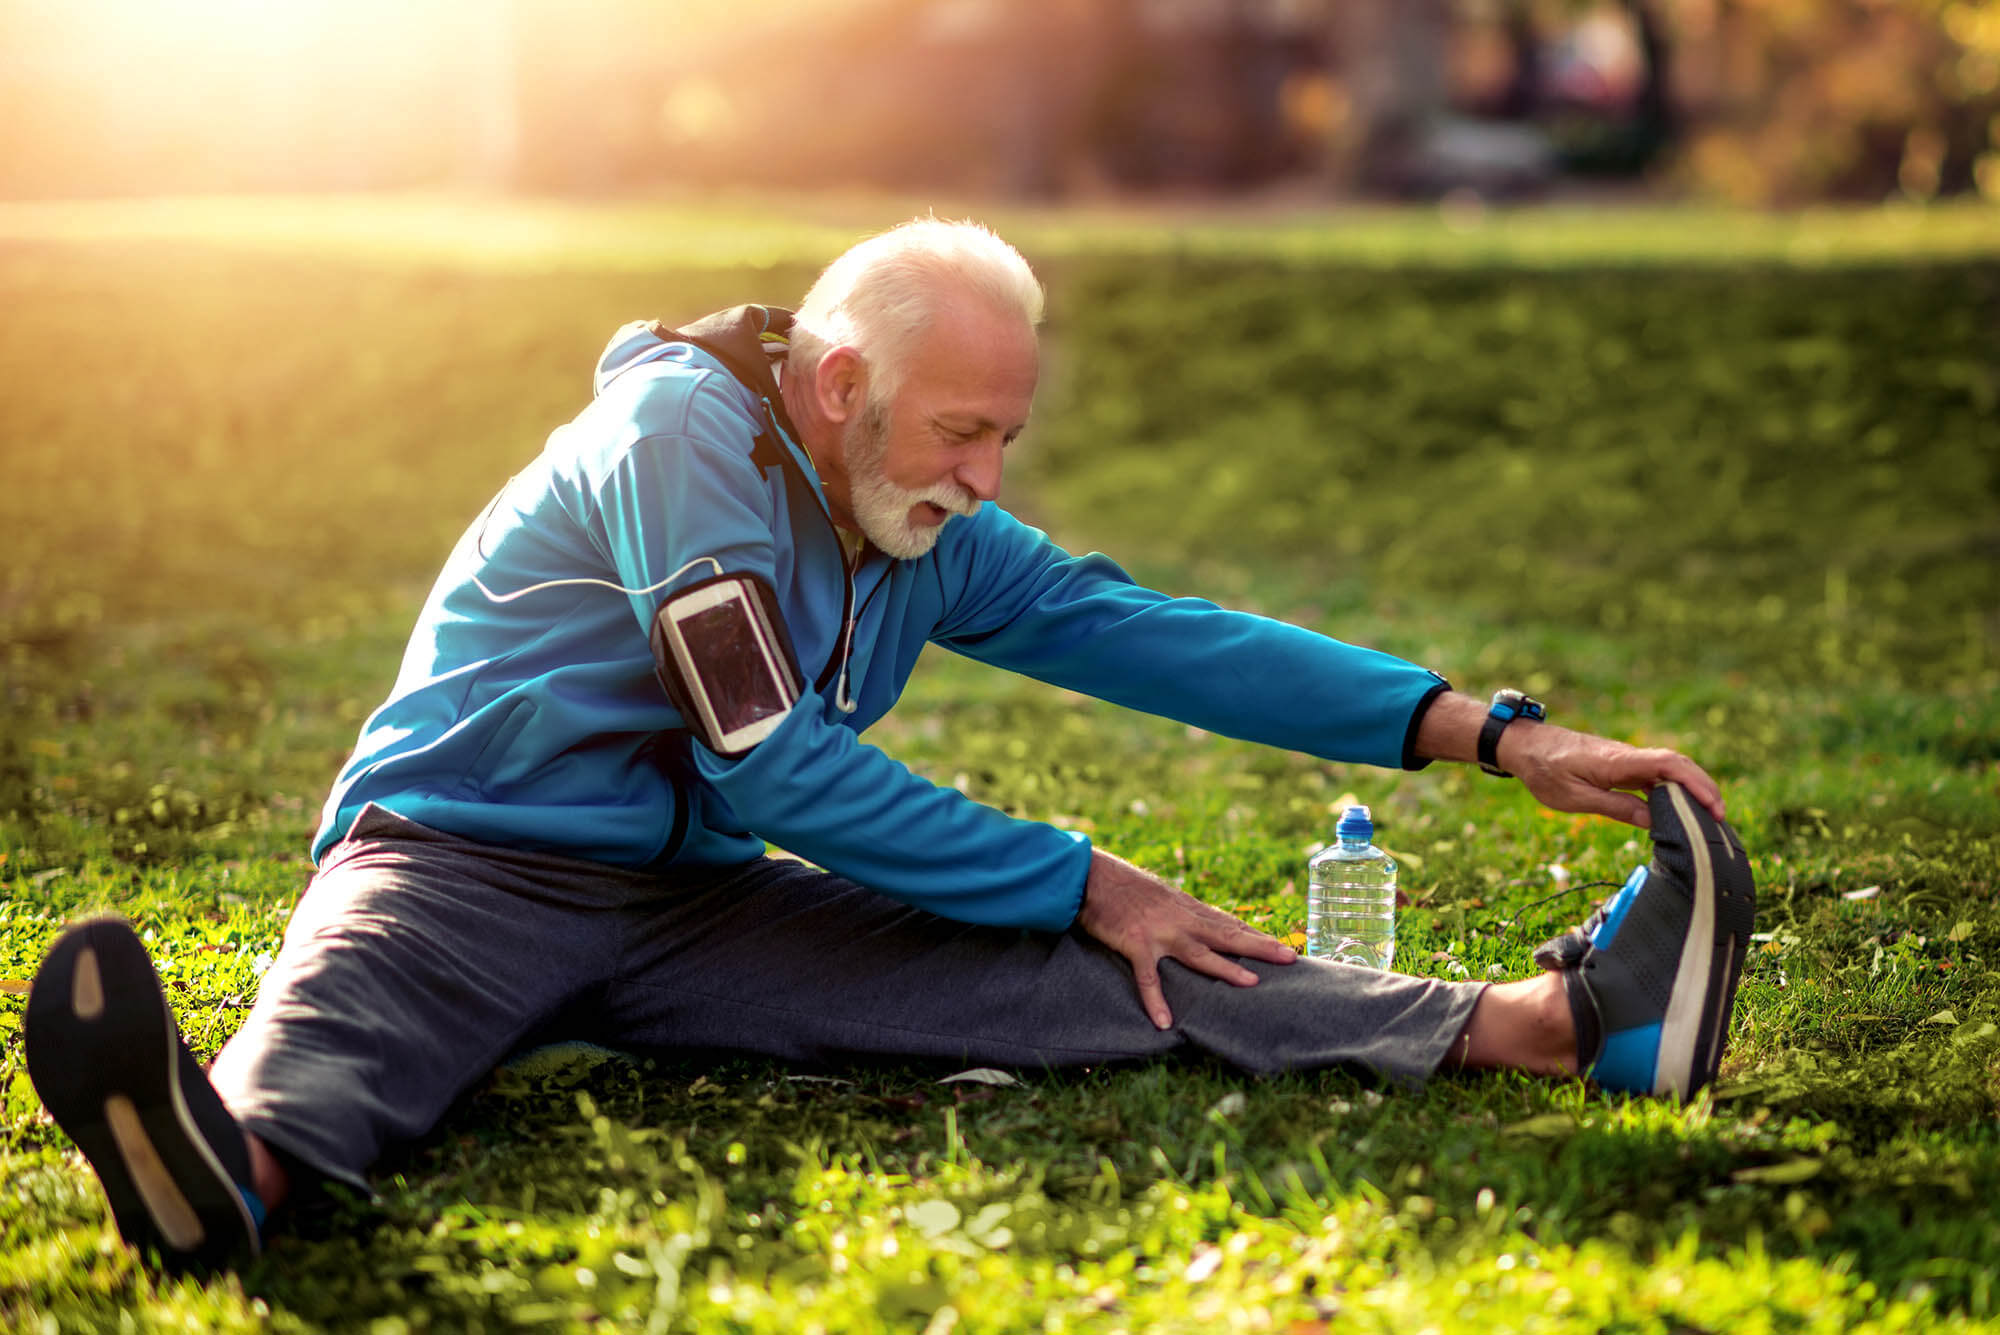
[{"left": 843, "top": 404, "right": 980, "bottom": 559}]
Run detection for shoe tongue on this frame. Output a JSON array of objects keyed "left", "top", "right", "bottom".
[{"left": 1533, "top": 928, "right": 1592, "bottom": 972}]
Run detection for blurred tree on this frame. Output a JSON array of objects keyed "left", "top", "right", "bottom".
[
  {"left": 1326, "top": 0, "right": 1456, "bottom": 193},
  {"left": 1323, "top": 0, "right": 1669, "bottom": 196},
  {"left": 1537, "top": 0, "right": 1678, "bottom": 176},
  {"left": 1665, "top": 0, "right": 2000, "bottom": 202},
  {"left": 1320, "top": 0, "right": 1999, "bottom": 201},
  {"left": 0, "top": 0, "right": 1994, "bottom": 202}
]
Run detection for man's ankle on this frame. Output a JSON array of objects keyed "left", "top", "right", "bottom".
[
  {"left": 245, "top": 1133, "right": 290, "bottom": 1212},
  {"left": 1451, "top": 972, "right": 1577, "bottom": 1076}
]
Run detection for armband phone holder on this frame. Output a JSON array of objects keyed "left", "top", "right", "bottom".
[{"left": 650, "top": 572, "right": 804, "bottom": 756}]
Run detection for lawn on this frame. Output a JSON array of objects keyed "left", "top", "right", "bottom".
[{"left": 2, "top": 198, "right": 1997, "bottom": 1332}]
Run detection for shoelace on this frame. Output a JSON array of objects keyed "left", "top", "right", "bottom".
[{"left": 1507, "top": 880, "right": 1625, "bottom": 970}]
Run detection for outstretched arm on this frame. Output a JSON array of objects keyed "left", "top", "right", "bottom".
[{"left": 1413, "top": 691, "right": 1724, "bottom": 827}]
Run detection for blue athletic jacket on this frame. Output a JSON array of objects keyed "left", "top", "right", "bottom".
[{"left": 312, "top": 316, "right": 1449, "bottom": 932}]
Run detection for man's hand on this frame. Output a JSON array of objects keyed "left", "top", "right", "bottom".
[
  {"left": 1415, "top": 691, "right": 1725, "bottom": 828},
  {"left": 1499, "top": 721, "right": 1723, "bottom": 828},
  {"left": 1076, "top": 848, "right": 1297, "bottom": 1030}
]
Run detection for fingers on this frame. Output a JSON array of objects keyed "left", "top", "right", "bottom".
[
  {"left": 1597, "top": 748, "right": 1726, "bottom": 824},
  {"left": 1129, "top": 959, "right": 1171, "bottom": 1030},
  {"left": 1178, "top": 941, "right": 1263, "bottom": 989},
  {"left": 1080, "top": 848, "right": 1299, "bottom": 1030},
  {"left": 1121, "top": 919, "right": 1293, "bottom": 1030},
  {"left": 1591, "top": 787, "right": 1652, "bottom": 828},
  {"left": 1191, "top": 904, "right": 1298, "bottom": 963},
  {"left": 1236, "top": 933, "right": 1301, "bottom": 966},
  {"left": 1654, "top": 752, "right": 1726, "bottom": 820},
  {"left": 1535, "top": 734, "right": 1728, "bottom": 827}
]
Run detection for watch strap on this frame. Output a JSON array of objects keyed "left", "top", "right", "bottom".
[
  {"left": 1477, "top": 710, "right": 1514, "bottom": 777},
  {"left": 1479, "top": 690, "right": 1545, "bottom": 778}
]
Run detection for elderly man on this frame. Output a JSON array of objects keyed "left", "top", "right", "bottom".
[{"left": 26, "top": 219, "right": 1753, "bottom": 1268}]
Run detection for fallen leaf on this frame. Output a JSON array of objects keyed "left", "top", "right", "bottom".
[
  {"left": 1708, "top": 1079, "right": 1767, "bottom": 1101},
  {"left": 0, "top": 979, "right": 31, "bottom": 995},
  {"left": 1732, "top": 1158, "right": 1823, "bottom": 1185},
  {"left": 907, "top": 1200, "right": 960, "bottom": 1236},
  {"left": 1501, "top": 1112, "right": 1577, "bottom": 1140},
  {"left": 939, "top": 1068, "right": 1020, "bottom": 1087},
  {"left": 1184, "top": 1245, "right": 1223, "bottom": 1284},
  {"left": 1379, "top": 846, "right": 1424, "bottom": 872}
]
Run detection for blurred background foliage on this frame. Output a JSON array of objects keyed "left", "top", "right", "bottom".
[
  {"left": 1022, "top": 257, "right": 1999, "bottom": 692},
  {"left": 1, "top": 0, "right": 1997, "bottom": 207}
]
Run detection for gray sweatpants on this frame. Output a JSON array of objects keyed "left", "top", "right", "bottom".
[{"left": 210, "top": 804, "right": 1484, "bottom": 1190}]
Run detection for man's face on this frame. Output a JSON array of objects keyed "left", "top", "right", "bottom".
[{"left": 837, "top": 299, "right": 1038, "bottom": 560}]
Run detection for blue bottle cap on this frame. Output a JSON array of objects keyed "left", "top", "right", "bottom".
[{"left": 1337, "top": 805, "right": 1373, "bottom": 841}]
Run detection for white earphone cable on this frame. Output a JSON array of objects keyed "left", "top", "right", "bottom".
[{"left": 470, "top": 555, "right": 724, "bottom": 604}]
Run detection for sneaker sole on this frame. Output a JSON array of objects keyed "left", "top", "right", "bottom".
[
  {"left": 1653, "top": 783, "right": 1755, "bottom": 1099},
  {"left": 23, "top": 917, "right": 260, "bottom": 1267}
]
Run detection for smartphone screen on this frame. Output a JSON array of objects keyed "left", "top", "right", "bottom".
[{"left": 675, "top": 597, "right": 789, "bottom": 735}]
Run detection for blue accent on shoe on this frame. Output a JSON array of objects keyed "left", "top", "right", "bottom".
[
  {"left": 237, "top": 1185, "right": 267, "bottom": 1235},
  {"left": 1593, "top": 1020, "right": 1663, "bottom": 1094},
  {"left": 1589, "top": 865, "right": 1649, "bottom": 952}
]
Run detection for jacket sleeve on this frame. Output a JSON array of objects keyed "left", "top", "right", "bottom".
[
  {"left": 580, "top": 411, "right": 1090, "bottom": 932},
  {"left": 930, "top": 507, "right": 1449, "bottom": 771}
]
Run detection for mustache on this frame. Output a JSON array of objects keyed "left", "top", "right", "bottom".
[{"left": 914, "top": 481, "right": 980, "bottom": 518}]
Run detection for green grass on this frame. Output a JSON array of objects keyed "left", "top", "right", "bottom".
[
  {"left": 3, "top": 198, "right": 1998, "bottom": 1331},
  {"left": 3, "top": 192, "right": 1999, "bottom": 271}
]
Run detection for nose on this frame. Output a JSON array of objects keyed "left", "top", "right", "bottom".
[{"left": 954, "top": 436, "right": 1004, "bottom": 503}]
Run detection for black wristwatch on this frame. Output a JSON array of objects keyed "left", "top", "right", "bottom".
[{"left": 1478, "top": 689, "right": 1546, "bottom": 777}]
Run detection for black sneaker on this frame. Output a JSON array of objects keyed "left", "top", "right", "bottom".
[
  {"left": 1534, "top": 782, "right": 1756, "bottom": 1100},
  {"left": 24, "top": 916, "right": 264, "bottom": 1267}
]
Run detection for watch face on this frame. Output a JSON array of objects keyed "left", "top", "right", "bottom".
[{"left": 1490, "top": 689, "right": 1546, "bottom": 723}]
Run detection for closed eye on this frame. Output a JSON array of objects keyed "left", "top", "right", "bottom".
[{"left": 933, "top": 416, "right": 1026, "bottom": 447}]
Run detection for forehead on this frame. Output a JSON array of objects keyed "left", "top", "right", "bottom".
[{"left": 897, "top": 299, "right": 1038, "bottom": 422}]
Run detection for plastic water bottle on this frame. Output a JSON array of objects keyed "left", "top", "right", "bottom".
[{"left": 1307, "top": 805, "right": 1397, "bottom": 969}]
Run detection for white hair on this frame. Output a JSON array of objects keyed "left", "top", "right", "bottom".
[{"left": 789, "top": 217, "right": 1044, "bottom": 407}]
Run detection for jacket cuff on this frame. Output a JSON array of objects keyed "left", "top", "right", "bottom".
[
  {"left": 1040, "top": 835, "right": 1088, "bottom": 927},
  {"left": 1400, "top": 674, "right": 1453, "bottom": 771}
]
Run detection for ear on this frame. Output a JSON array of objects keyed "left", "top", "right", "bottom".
[{"left": 814, "top": 345, "right": 868, "bottom": 425}]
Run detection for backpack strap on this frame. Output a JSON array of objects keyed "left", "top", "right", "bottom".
[
  {"left": 647, "top": 305, "right": 802, "bottom": 480},
  {"left": 646, "top": 305, "right": 863, "bottom": 704}
]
